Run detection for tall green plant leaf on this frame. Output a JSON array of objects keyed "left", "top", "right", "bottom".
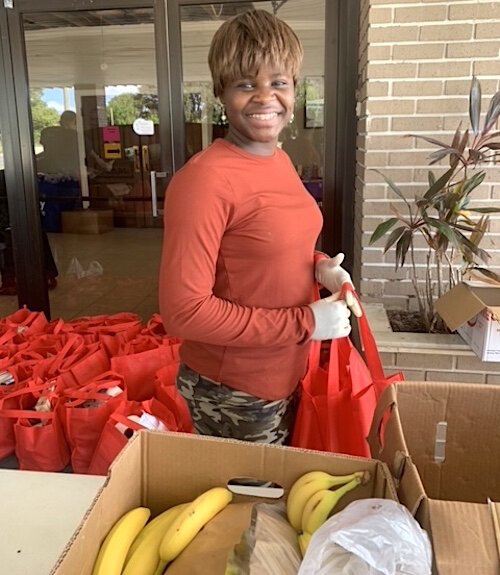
[
  {"left": 469, "top": 76, "right": 481, "bottom": 135},
  {"left": 450, "top": 126, "right": 463, "bottom": 167},
  {"left": 423, "top": 166, "right": 455, "bottom": 200},
  {"left": 461, "top": 171, "right": 486, "bottom": 196},
  {"left": 369, "top": 218, "right": 398, "bottom": 244},
  {"left": 424, "top": 217, "right": 460, "bottom": 249},
  {"left": 428, "top": 147, "right": 460, "bottom": 165},
  {"left": 455, "top": 230, "right": 490, "bottom": 262},
  {"left": 470, "top": 206, "right": 500, "bottom": 213},
  {"left": 454, "top": 129, "right": 469, "bottom": 169},
  {"left": 372, "top": 170, "right": 411, "bottom": 208},
  {"left": 383, "top": 226, "right": 407, "bottom": 253},
  {"left": 412, "top": 134, "right": 450, "bottom": 148},
  {"left": 474, "top": 267, "right": 500, "bottom": 283},
  {"left": 468, "top": 215, "right": 489, "bottom": 253},
  {"left": 395, "top": 229, "right": 412, "bottom": 268},
  {"left": 483, "top": 91, "right": 500, "bottom": 133}
]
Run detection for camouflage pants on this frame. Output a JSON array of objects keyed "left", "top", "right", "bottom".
[{"left": 176, "top": 363, "right": 299, "bottom": 445}]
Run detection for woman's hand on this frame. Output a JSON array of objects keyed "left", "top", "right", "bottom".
[
  {"left": 315, "top": 253, "right": 362, "bottom": 317},
  {"left": 308, "top": 293, "right": 352, "bottom": 341}
]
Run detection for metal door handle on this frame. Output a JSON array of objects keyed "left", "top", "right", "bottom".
[
  {"left": 150, "top": 171, "right": 169, "bottom": 217},
  {"left": 142, "top": 145, "right": 150, "bottom": 171}
]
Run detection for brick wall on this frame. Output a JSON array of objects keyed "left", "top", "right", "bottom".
[
  {"left": 356, "top": 0, "right": 500, "bottom": 310},
  {"left": 381, "top": 349, "right": 500, "bottom": 383}
]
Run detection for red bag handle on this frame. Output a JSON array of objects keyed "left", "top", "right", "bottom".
[
  {"left": 307, "top": 282, "right": 385, "bottom": 390},
  {"left": 63, "top": 387, "right": 124, "bottom": 408},
  {"left": 0, "top": 408, "right": 55, "bottom": 421},
  {"left": 0, "top": 380, "right": 59, "bottom": 420},
  {"left": 340, "top": 283, "right": 386, "bottom": 382},
  {"left": 62, "top": 374, "right": 124, "bottom": 400},
  {"left": 46, "top": 333, "right": 85, "bottom": 374},
  {"left": 0, "top": 380, "right": 56, "bottom": 402}
]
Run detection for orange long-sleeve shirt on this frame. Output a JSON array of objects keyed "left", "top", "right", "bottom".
[{"left": 159, "top": 139, "right": 323, "bottom": 400}]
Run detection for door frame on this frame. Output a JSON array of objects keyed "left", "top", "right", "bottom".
[
  {"left": 0, "top": 0, "right": 174, "bottom": 318},
  {"left": 166, "top": 0, "right": 360, "bottom": 261}
]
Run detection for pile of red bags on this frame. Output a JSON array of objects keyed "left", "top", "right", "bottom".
[{"left": 0, "top": 308, "right": 192, "bottom": 474}]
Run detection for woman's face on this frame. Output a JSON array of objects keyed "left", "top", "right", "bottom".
[{"left": 221, "top": 63, "right": 295, "bottom": 156}]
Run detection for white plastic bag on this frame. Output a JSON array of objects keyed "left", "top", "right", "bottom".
[
  {"left": 66, "top": 256, "right": 103, "bottom": 279},
  {"left": 299, "top": 499, "right": 432, "bottom": 575}
]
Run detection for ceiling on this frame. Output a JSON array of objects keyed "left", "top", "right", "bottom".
[{"left": 23, "top": 1, "right": 325, "bottom": 88}]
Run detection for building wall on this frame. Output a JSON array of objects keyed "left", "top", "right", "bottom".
[{"left": 356, "top": 0, "right": 500, "bottom": 310}]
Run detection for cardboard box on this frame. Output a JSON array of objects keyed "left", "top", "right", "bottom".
[
  {"left": 1, "top": 469, "right": 106, "bottom": 575},
  {"left": 369, "top": 381, "right": 500, "bottom": 575},
  {"left": 52, "top": 431, "right": 398, "bottom": 575},
  {"left": 61, "top": 209, "right": 114, "bottom": 234},
  {"left": 434, "top": 281, "right": 500, "bottom": 361}
]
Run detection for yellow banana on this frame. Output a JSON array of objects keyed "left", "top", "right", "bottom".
[
  {"left": 91, "top": 506, "right": 151, "bottom": 575},
  {"left": 159, "top": 486, "right": 233, "bottom": 564},
  {"left": 301, "top": 475, "right": 363, "bottom": 535},
  {"left": 286, "top": 470, "right": 365, "bottom": 531},
  {"left": 153, "top": 559, "right": 167, "bottom": 575},
  {"left": 122, "top": 503, "right": 188, "bottom": 575},
  {"left": 298, "top": 531, "right": 312, "bottom": 557}
]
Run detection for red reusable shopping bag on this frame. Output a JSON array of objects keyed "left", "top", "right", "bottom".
[
  {"left": 111, "top": 342, "right": 180, "bottom": 401},
  {"left": 87, "top": 393, "right": 190, "bottom": 476},
  {"left": 33, "top": 333, "right": 110, "bottom": 390},
  {"left": 87, "top": 404, "right": 146, "bottom": 476},
  {"left": 291, "top": 285, "right": 404, "bottom": 458},
  {"left": 0, "top": 381, "right": 70, "bottom": 471},
  {"left": 3, "top": 307, "right": 49, "bottom": 337},
  {"left": 0, "top": 354, "right": 45, "bottom": 459},
  {"left": 154, "top": 363, "right": 194, "bottom": 433},
  {"left": 58, "top": 372, "right": 126, "bottom": 473}
]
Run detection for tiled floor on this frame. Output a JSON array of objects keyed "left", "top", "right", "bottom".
[{"left": 0, "top": 227, "right": 163, "bottom": 322}]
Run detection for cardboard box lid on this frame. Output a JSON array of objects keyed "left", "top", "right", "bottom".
[
  {"left": 435, "top": 282, "right": 500, "bottom": 331},
  {"left": 428, "top": 500, "right": 500, "bottom": 575},
  {"left": 0, "top": 469, "right": 105, "bottom": 575}
]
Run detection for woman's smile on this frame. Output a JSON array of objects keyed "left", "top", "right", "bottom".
[{"left": 221, "top": 64, "right": 295, "bottom": 155}]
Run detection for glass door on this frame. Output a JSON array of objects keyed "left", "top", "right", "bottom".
[
  {"left": 16, "top": 2, "right": 172, "bottom": 320},
  {"left": 0, "top": 0, "right": 356, "bottom": 320}
]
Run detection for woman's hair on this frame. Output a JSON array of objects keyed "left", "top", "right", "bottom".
[{"left": 208, "top": 9, "right": 304, "bottom": 98}]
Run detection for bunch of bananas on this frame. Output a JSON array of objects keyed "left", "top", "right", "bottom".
[
  {"left": 91, "top": 486, "right": 233, "bottom": 575},
  {"left": 286, "top": 469, "right": 370, "bottom": 556}
]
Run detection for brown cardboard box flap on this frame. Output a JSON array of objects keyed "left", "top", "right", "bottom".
[
  {"left": 434, "top": 282, "right": 500, "bottom": 331},
  {"left": 368, "top": 384, "right": 426, "bottom": 516},
  {"left": 391, "top": 382, "right": 500, "bottom": 503},
  {"left": 371, "top": 382, "right": 500, "bottom": 575},
  {"left": 429, "top": 500, "right": 500, "bottom": 575}
]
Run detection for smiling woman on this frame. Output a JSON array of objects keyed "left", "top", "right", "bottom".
[{"left": 159, "top": 9, "right": 356, "bottom": 445}]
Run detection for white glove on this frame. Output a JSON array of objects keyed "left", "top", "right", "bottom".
[
  {"left": 308, "top": 293, "right": 351, "bottom": 341},
  {"left": 315, "top": 253, "right": 362, "bottom": 317}
]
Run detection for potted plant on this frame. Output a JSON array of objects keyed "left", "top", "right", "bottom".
[{"left": 369, "top": 77, "right": 500, "bottom": 333}]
